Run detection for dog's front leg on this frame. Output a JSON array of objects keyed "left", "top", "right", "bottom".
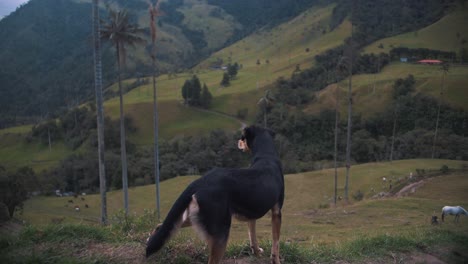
[
  {"left": 271, "top": 204, "right": 282, "bottom": 264},
  {"left": 247, "top": 220, "right": 263, "bottom": 256}
]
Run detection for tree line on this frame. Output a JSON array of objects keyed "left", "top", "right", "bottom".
[{"left": 257, "top": 74, "right": 467, "bottom": 174}]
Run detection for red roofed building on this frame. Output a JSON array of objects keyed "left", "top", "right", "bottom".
[{"left": 418, "top": 59, "right": 443, "bottom": 65}]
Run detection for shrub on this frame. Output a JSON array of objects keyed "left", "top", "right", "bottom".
[
  {"left": 440, "top": 165, "right": 449, "bottom": 174},
  {"left": 236, "top": 108, "right": 248, "bottom": 119},
  {"left": 353, "top": 190, "right": 364, "bottom": 201}
]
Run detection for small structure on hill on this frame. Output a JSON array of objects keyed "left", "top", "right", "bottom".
[{"left": 417, "top": 59, "right": 442, "bottom": 65}]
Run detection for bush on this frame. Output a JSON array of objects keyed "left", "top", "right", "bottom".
[
  {"left": 236, "top": 108, "right": 248, "bottom": 119},
  {"left": 353, "top": 190, "right": 364, "bottom": 201},
  {"left": 416, "top": 168, "right": 426, "bottom": 176},
  {"left": 319, "top": 203, "right": 330, "bottom": 209},
  {"left": 440, "top": 165, "right": 449, "bottom": 174}
]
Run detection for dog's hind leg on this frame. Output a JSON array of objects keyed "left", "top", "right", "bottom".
[
  {"left": 147, "top": 196, "right": 196, "bottom": 243},
  {"left": 271, "top": 203, "right": 282, "bottom": 264},
  {"left": 207, "top": 235, "right": 228, "bottom": 264},
  {"left": 248, "top": 220, "right": 264, "bottom": 256}
]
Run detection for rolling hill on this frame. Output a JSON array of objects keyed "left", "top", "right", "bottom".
[
  {"left": 1, "top": 2, "right": 468, "bottom": 262},
  {"left": 18, "top": 159, "right": 468, "bottom": 243},
  {"left": 1, "top": 2, "right": 468, "bottom": 174},
  {"left": 0, "top": 0, "right": 319, "bottom": 125},
  {"left": 363, "top": 8, "right": 468, "bottom": 55}
]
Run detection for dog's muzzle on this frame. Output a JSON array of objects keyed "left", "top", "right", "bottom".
[{"left": 238, "top": 139, "right": 249, "bottom": 152}]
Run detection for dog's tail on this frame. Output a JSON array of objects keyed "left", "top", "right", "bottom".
[{"left": 146, "top": 181, "right": 199, "bottom": 258}]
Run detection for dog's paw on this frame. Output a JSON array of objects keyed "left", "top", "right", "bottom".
[
  {"left": 251, "top": 246, "right": 264, "bottom": 256},
  {"left": 270, "top": 254, "right": 281, "bottom": 264}
]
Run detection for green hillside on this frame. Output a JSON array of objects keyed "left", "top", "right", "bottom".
[
  {"left": 102, "top": 3, "right": 350, "bottom": 144},
  {"left": 2, "top": 4, "right": 468, "bottom": 173},
  {"left": 18, "top": 159, "right": 468, "bottom": 243},
  {"left": 363, "top": 8, "right": 468, "bottom": 55},
  {"left": 306, "top": 62, "right": 468, "bottom": 118}
]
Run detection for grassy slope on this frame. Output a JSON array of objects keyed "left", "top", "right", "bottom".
[
  {"left": 305, "top": 62, "right": 468, "bottom": 119},
  {"left": 103, "top": 3, "right": 350, "bottom": 143},
  {"left": 0, "top": 133, "right": 73, "bottom": 171},
  {"left": 0, "top": 4, "right": 348, "bottom": 170},
  {"left": 19, "top": 159, "right": 468, "bottom": 244},
  {"left": 363, "top": 8, "right": 468, "bottom": 54}
]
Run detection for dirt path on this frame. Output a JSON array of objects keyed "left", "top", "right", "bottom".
[{"left": 395, "top": 178, "right": 429, "bottom": 197}]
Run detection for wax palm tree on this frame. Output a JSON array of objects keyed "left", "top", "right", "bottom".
[
  {"left": 257, "top": 89, "right": 274, "bottom": 128},
  {"left": 149, "top": 0, "right": 161, "bottom": 221},
  {"left": 344, "top": 16, "right": 355, "bottom": 203},
  {"left": 432, "top": 62, "right": 450, "bottom": 159},
  {"left": 333, "top": 56, "right": 348, "bottom": 205},
  {"left": 101, "top": 7, "right": 145, "bottom": 215},
  {"left": 92, "top": 0, "right": 107, "bottom": 224}
]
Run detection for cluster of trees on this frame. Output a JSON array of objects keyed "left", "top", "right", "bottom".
[
  {"left": 0, "top": 166, "right": 36, "bottom": 219},
  {"left": 256, "top": 74, "right": 467, "bottom": 174},
  {"left": 275, "top": 51, "right": 390, "bottom": 107},
  {"left": 33, "top": 128, "right": 248, "bottom": 196},
  {"left": 220, "top": 63, "right": 240, "bottom": 86},
  {"left": 29, "top": 105, "right": 97, "bottom": 150},
  {"left": 181, "top": 75, "right": 213, "bottom": 108},
  {"left": 331, "top": 0, "right": 454, "bottom": 46},
  {"left": 389, "top": 47, "right": 457, "bottom": 62}
]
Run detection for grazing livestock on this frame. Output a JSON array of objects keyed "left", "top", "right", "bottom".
[
  {"left": 74, "top": 205, "right": 80, "bottom": 212},
  {"left": 441, "top": 206, "right": 468, "bottom": 222}
]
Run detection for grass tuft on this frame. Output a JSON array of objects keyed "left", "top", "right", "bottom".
[{"left": 19, "top": 224, "right": 112, "bottom": 244}]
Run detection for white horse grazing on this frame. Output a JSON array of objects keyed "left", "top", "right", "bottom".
[{"left": 441, "top": 206, "right": 468, "bottom": 222}]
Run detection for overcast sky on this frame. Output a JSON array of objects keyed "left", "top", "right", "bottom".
[{"left": 0, "top": 0, "right": 29, "bottom": 19}]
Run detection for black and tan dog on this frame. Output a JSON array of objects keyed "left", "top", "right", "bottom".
[{"left": 146, "top": 125, "right": 284, "bottom": 264}]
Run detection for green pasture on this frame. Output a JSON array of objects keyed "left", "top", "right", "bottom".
[
  {"left": 198, "top": 4, "right": 350, "bottom": 92},
  {"left": 19, "top": 159, "right": 468, "bottom": 245},
  {"left": 96, "top": 3, "right": 351, "bottom": 143},
  {"left": 122, "top": 100, "right": 242, "bottom": 145},
  {"left": 0, "top": 133, "right": 72, "bottom": 171},
  {"left": 306, "top": 62, "right": 468, "bottom": 119},
  {"left": 0, "top": 125, "right": 32, "bottom": 136},
  {"left": 363, "top": 8, "right": 468, "bottom": 54}
]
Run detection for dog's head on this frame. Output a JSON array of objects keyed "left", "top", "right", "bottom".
[{"left": 238, "top": 125, "right": 275, "bottom": 152}]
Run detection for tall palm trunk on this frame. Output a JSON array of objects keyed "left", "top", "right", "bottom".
[
  {"left": 344, "top": 21, "right": 354, "bottom": 203},
  {"left": 333, "top": 84, "right": 340, "bottom": 205},
  {"left": 92, "top": 0, "right": 107, "bottom": 225},
  {"left": 432, "top": 64, "right": 448, "bottom": 159},
  {"left": 389, "top": 103, "right": 398, "bottom": 162},
  {"left": 149, "top": 1, "right": 161, "bottom": 221},
  {"left": 152, "top": 59, "right": 161, "bottom": 221},
  {"left": 116, "top": 43, "right": 129, "bottom": 215}
]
